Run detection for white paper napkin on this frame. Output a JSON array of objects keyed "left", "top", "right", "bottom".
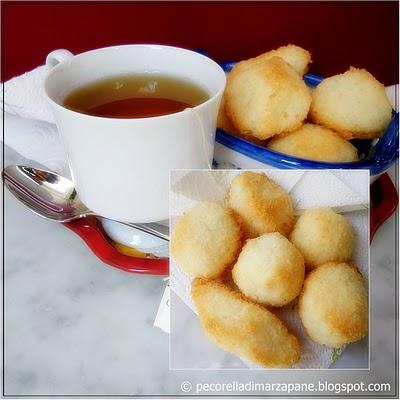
[
  {"left": 3, "top": 66, "right": 55, "bottom": 124},
  {"left": 168, "top": 169, "right": 369, "bottom": 369},
  {"left": 1, "top": 66, "right": 68, "bottom": 176}
]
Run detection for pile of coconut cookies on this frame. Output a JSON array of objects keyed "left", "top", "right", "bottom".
[
  {"left": 171, "top": 171, "right": 368, "bottom": 368},
  {"left": 218, "top": 44, "right": 392, "bottom": 163}
]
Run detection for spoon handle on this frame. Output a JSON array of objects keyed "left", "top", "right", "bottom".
[
  {"left": 3, "top": 165, "right": 170, "bottom": 241},
  {"left": 121, "top": 222, "right": 169, "bottom": 241}
]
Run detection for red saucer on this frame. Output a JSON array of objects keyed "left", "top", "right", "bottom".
[
  {"left": 370, "top": 173, "right": 398, "bottom": 240},
  {"left": 64, "top": 216, "right": 169, "bottom": 275},
  {"left": 63, "top": 173, "right": 398, "bottom": 275}
]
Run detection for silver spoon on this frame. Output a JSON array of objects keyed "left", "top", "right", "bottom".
[{"left": 2, "top": 165, "right": 169, "bottom": 241}]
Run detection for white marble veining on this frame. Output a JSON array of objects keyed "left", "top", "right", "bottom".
[{"left": 3, "top": 147, "right": 398, "bottom": 395}]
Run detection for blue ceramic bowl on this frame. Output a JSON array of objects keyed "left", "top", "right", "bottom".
[{"left": 215, "top": 61, "right": 399, "bottom": 176}]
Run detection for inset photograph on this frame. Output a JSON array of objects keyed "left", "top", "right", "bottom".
[{"left": 170, "top": 169, "right": 369, "bottom": 369}]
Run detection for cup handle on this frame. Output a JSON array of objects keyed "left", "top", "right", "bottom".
[{"left": 46, "top": 49, "right": 74, "bottom": 69}]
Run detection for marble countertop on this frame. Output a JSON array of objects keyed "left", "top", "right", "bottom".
[{"left": 3, "top": 148, "right": 398, "bottom": 396}]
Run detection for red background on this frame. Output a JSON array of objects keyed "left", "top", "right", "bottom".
[{"left": 2, "top": 1, "right": 399, "bottom": 84}]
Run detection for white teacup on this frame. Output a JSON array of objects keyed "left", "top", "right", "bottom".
[{"left": 44, "top": 45, "right": 226, "bottom": 223}]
